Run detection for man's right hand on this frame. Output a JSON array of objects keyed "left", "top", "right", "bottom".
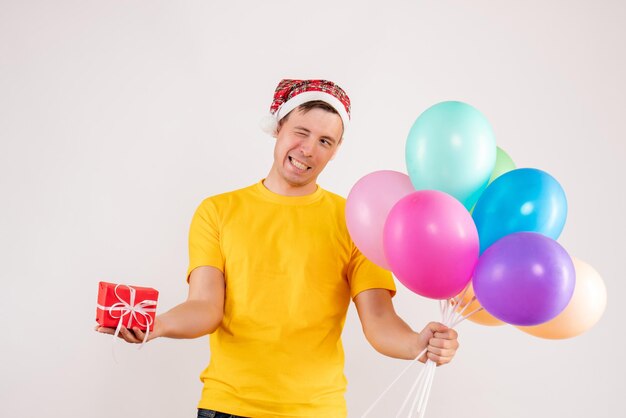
[
  {"left": 94, "top": 318, "right": 162, "bottom": 344},
  {"left": 94, "top": 266, "right": 225, "bottom": 342}
]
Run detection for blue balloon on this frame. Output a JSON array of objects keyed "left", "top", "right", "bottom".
[
  {"left": 405, "top": 101, "right": 496, "bottom": 210},
  {"left": 472, "top": 168, "right": 568, "bottom": 253}
]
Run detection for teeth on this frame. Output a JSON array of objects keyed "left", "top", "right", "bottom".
[{"left": 290, "top": 157, "right": 308, "bottom": 170}]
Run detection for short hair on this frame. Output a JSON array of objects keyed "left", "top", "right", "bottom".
[{"left": 277, "top": 100, "right": 340, "bottom": 130}]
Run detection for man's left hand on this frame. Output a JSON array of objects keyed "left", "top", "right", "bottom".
[{"left": 418, "top": 322, "right": 460, "bottom": 366}]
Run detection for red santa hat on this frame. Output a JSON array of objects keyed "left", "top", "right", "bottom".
[{"left": 260, "top": 79, "right": 351, "bottom": 135}]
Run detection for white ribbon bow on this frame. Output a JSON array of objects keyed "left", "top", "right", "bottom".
[{"left": 97, "top": 283, "right": 157, "bottom": 349}]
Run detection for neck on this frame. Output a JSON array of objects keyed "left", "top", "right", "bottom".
[{"left": 263, "top": 170, "right": 318, "bottom": 197}]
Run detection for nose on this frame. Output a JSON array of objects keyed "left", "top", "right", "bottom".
[{"left": 299, "top": 137, "right": 314, "bottom": 157}]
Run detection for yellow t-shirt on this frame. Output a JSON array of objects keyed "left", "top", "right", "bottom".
[{"left": 187, "top": 180, "right": 395, "bottom": 418}]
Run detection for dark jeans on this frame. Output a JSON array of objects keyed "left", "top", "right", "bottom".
[{"left": 197, "top": 409, "right": 248, "bottom": 418}]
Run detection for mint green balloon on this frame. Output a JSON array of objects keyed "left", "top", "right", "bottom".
[
  {"left": 405, "top": 101, "right": 496, "bottom": 209},
  {"left": 488, "top": 147, "right": 516, "bottom": 185}
]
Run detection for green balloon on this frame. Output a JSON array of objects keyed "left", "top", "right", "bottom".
[{"left": 488, "top": 147, "right": 516, "bottom": 185}]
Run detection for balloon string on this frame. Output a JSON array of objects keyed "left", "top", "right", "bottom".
[
  {"left": 360, "top": 347, "right": 428, "bottom": 417},
  {"left": 411, "top": 298, "right": 464, "bottom": 418},
  {"left": 453, "top": 284, "right": 471, "bottom": 312},
  {"left": 455, "top": 296, "right": 476, "bottom": 321},
  {"left": 442, "top": 299, "right": 451, "bottom": 324},
  {"left": 448, "top": 295, "right": 476, "bottom": 327},
  {"left": 444, "top": 299, "right": 456, "bottom": 325},
  {"left": 417, "top": 361, "right": 437, "bottom": 418},
  {"left": 362, "top": 294, "right": 477, "bottom": 417},
  {"left": 394, "top": 361, "right": 429, "bottom": 418},
  {"left": 444, "top": 283, "right": 476, "bottom": 325},
  {"left": 451, "top": 306, "right": 484, "bottom": 328},
  {"left": 407, "top": 368, "right": 425, "bottom": 417},
  {"left": 408, "top": 304, "right": 450, "bottom": 418}
]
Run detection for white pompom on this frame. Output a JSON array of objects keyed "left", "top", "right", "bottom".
[{"left": 259, "top": 113, "right": 278, "bottom": 136}]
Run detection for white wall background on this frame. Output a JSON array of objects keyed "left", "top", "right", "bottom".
[{"left": 1, "top": 1, "right": 624, "bottom": 417}]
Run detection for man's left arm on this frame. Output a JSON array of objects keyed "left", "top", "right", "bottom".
[{"left": 354, "top": 288, "right": 460, "bottom": 365}]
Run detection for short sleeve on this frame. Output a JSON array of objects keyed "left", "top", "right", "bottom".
[
  {"left": 187, "top": 198, "right": 225, "bottom": 281},
  {"left": 346, "top": 243, "right": 396, "bottom": 299}
]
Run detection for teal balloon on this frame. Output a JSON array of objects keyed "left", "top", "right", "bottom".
[
  {"left": 472, "top": 168, "right": 568, "bottom": 253},
  {"left": 405, "top": 101, "right": 497, "bottom": 210}
]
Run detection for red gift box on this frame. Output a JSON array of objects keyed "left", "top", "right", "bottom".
[{"left": 96, "top": 281, "right": 159, "bottom": 332}]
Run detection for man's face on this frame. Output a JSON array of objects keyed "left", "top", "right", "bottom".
[{"left": 270, "top": 107, "right": 343, "bottom": 192}]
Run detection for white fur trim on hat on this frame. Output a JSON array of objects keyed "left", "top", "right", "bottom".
[
  {"left": 276, "top": 91, "right": 350, "bottom": 132},
  {"left": 259, "top": 113, "right": 279, "bottom": 136},
  {"left": 260, "top": 91, "right": 350, "bottom": 137}
]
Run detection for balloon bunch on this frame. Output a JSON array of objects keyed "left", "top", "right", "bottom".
[{"left": 349, "top": 101, "right": 607, "bottom": 418}]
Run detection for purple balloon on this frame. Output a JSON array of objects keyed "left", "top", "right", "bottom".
[{"left": 473, "top": 232, "right": 575, "bottom": 326}]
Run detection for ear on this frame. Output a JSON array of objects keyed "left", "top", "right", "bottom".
[{"left": 273, "top": 120, "right": 284, "bottom": 138}]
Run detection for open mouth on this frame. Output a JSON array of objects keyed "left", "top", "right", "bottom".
[{"left": 289, "top": 156, "right": 311, "bottom": 171}]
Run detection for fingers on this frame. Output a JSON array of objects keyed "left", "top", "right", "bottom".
[
  {"left": 418, "top": 349, "right": 429, "bottom": 364},
  {"left": 419, "top": 321, "right": 449, "bottom": 345},
  {"left": 118, "top": 327, "right": 144, "bottom": 343},
  {"left": 416, "top": 323, "right": 460, "bottom": 365},
  {"left": 426, "top": 344, "right": 457, "bottom": 365},
  {"left": 427, "top": 328, "right": 459, "bottom": 366},
  {"left": 94, "top": 325, "right": 146, "bottom": 344},
  {"left": 426, "top": 351, "right": 454, "bottom": 366},
  {"left": 94, "top": 325, "right": 116, "bottom": 335},
  {"left": 132, "top": 327, "right": 147, "bottom": 342},
  {"left": 434, "top": 327, "right": 458, "bottom": 341},
  {"left": 426, "top": 321, "right": 449, "bottom": 333},
  {"left": 431, "top": 329, "right": 459, "bottom": 349}
]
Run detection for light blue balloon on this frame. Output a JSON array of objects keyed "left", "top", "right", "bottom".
[
  {"left": 405, "top": 101, "right": 496, "bottom": 210},
  {"left": 472, "top": 168, "right": 568, "bottom": 253}
]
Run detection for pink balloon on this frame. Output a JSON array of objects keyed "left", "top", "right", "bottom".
[
  {"left": 383, "top": 190, "right": 479, "bottom": 299},
  {"left": 346, "top": 171, "right": 415, "bottom": 269}
]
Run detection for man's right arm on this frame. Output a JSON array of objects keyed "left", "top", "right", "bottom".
[
  {"left": 156, "top": 266, "right": 225, "bottom": 339},
  {"left": 95, "top": 266, "right": 225, "bottom": 343}
]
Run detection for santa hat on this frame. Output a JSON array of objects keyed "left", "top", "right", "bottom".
[{"left": 260, "top": 79, "right": 351, "bottom": 135}]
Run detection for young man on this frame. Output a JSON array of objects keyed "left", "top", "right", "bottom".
[{"left": 97, "top": 79, "right": 459, "bottom": 418}]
